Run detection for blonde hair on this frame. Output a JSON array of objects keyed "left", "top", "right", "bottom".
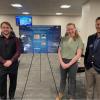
[{"left": 65, "top": 23, "right": 79, "bottom": 41}]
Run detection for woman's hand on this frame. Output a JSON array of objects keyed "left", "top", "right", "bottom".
[
  {"left": 60, "top": 61, "right": 71, "bottom": 69},
  {"left": 60, "top": 61, "right": 66, "bottom": 68},
  {"left": 64, "top": 63, "right": 71, "bottom": 69}
]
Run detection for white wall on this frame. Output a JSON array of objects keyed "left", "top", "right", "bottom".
[
  {"left": 0, "top": 15, "right": 81, "bottom": 37},
  {"left": 32, "top": 16, "right": 81, "bottom": 36},
  {"left": 79, "top": 0, "right": 100, "bottom": 46}
]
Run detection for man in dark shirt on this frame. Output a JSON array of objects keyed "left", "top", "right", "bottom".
[
  {"left": 0, "top": 22, "right": 20, "bottom": 100},
  {"left": 84, "top": 17, "right": 100, "bottom": 100}
]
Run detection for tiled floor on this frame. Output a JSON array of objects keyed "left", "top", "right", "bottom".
[{"left": 9, "top": 53, "right": 86, "bottom": 100}]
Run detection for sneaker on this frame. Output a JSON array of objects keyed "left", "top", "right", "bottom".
[{"left": 56, "top": 92, "right": 64, "bottom": 100}]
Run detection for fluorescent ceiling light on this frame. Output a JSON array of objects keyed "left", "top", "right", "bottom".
[
  {"left": 56, "top": 13, "right": 63, "bottom": 15},
  {"left": 11, "top": 3, "right": 23, "bottom": 8},
  {"left": 22, "top": 12, "right": 30, "bottom": 15},
  {"left": 60, "top": 4, "right": 71, "bottom": 8}
]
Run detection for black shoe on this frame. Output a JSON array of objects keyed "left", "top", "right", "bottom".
[
  {"left": 0, "top": 96, "right": 7, "bottom": 100},
  {"left": 9, "top": 97, "right": 15, "bottom": 100}
]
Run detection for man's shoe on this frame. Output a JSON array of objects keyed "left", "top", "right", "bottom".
[
  {"left": 0, "top": 96, "right": 7, "bottom": 100},
  {"left": 9, "top": 97, "right": 15, "bottom": 100}
]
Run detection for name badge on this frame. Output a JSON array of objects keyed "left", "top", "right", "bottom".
[{"left": 89, "top": 44, "right": 93, "bottom": 48}]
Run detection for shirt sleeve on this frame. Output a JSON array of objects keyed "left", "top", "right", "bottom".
[
  {"left": 0, "top": 56, "right": 6, "bottom": 64},
  {"left": 84, "top": 37, "right": 89, "bottom": 66},
  {"left": 77, "top": 37, "right": 84, "bottom": 50},
  {"left": 11, "top": 37, "right": 21, "bottom": 63}
]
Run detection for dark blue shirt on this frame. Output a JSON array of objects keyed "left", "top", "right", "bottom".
[{"left": 93, "top": 37, "right": 100, "bottom": 51}]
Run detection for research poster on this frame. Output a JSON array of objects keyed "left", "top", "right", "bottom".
[{"left": 19, "top": 25, "right": 61, "bottom": 53}]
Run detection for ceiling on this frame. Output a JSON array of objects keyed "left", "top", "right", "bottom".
[{"left": 0, "top": 0, "right": 89, "bottom": 16}]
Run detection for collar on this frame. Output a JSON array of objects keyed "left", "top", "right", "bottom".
[{"left": 96, "top": 33, "right": 100, "bottom": 39}]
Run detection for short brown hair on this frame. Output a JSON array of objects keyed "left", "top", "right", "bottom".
[
  {"left": 0, "top": 21, "right": 12, "bottom": 29},
  {"left": 96, "top": 17, "right": 100, "bottom": 22},
  {"left": 65, "top": 23, "right": 79, "bottom": 41}
]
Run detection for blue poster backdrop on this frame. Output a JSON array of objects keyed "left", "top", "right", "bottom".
[{"left": 19, "top": 25, "right": 61, "bottom": 53}]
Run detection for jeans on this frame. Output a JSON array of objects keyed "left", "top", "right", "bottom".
[{"left": 59, "top": 58, "right": 78, "bottom": 98}]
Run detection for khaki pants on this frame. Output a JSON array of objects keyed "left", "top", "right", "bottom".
[{"left": 85, "top": 67, "right": 100, "bottom": 100}]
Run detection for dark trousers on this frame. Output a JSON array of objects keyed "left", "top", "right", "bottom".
[
  {"left": 0, "top": 70, "right": 18, "bottom": 100},
  {"left": 59, "top": 58, "right": 78, "bottom": 98}
]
